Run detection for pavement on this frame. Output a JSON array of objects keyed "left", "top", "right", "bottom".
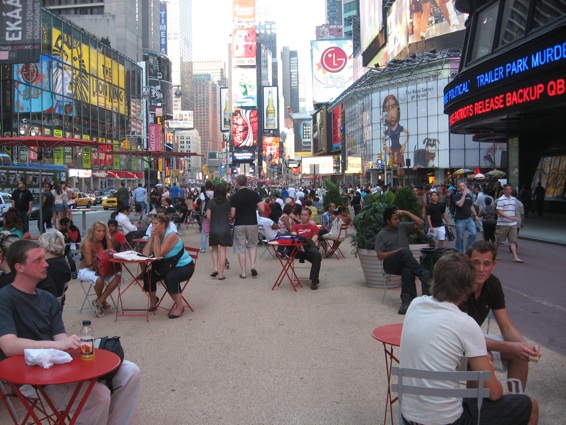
[{"left": 1, "top": 217, "right": 565, "bottom": 424}]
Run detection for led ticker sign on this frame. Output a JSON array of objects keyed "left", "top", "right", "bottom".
[
  {"left": 449, "top": 74, "right": 565, "bottom": 127},
  {"left": 445, "top": 32, "right": 566, "bottom": 109}
]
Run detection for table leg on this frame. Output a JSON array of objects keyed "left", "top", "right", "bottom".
[
  {"left": 382, "top": 342, "right": 399, "bottom": 425},
  {"left": 271, "top": 245, "right": 302, "bottom": 291},
  {"left": 81, "top": 210, "right": 87, "bottom": 233},
  {"left": 115, "top": 263, "right": 150, "bottom": 322}
]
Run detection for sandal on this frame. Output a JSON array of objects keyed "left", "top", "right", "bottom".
[
  {"left": 92, "top": 300, "right": 105, "bottom": 318},
  {"left": 103, "top": 302, "right": 113, "bottom": 312},
  {"left": 148, "top": 297, "right": 160, "bottom": 312}
]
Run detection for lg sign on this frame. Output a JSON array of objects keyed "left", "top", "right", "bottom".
[{"left": 321, "top": 47, "right": 348, "bottom": 73}]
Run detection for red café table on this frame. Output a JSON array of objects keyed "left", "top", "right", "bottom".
[
  {"left": 371, "top": 323, "right": 403, "bottom": 425},
  {"left": 110, "top": 256, "right": 160, "bottom": 321},
  {"left": 268, "top": 240, "right": 304, "bottom": 291},
  {"left": 0, "top": 349, "right": 120, "bottom": 425}
]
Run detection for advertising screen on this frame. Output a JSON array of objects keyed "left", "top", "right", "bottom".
[
  {"left": 232, "top": 109, "right": 258, "bottom": 148},
  {"left": 169, "top": 111, "right": 194, "bottom": 129},
  {"left": 262, "top": 86, "right": 279, "bottom": 131},
  {"left": 331, "top": 104, "right": 344, "bottom": 152},
  {"left": 232, "top": 28, "right": 257, "bottom": 66},
  {"left": 220, "top": 87, "right": 231, "bottom": 131},
  {"left": 262, "top": 136, "right": 280, "bottom": 166},
  {"left": 293, "top": 118, "right": 312, "bottom": 157},
  {"left": 360, "top": 0, "right": 383, "bottom": 53},
  {"left": 311, "top": 39, "right": 354, "bottom": 104},
  {"left": 232, "top": 0, "right": 255, "bottom": 22},
  {"left": 232, "top": 67, "right": 257, "bottom": 108},
  {"left": 302, "top": 156, "right": 334, "bottom": 175},
  {"left": 0, "top": 0, "right": 41, "bottom": 64}
]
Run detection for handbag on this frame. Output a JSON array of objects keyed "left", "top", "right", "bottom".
[
  {"left": 203, "top": 218, "right": 211, "bottom": 235},
  {"left": 94, "top": 250, "right": 117, "bottom": 277},
  {"left": 445, "top": 225, "right": 455, "bottom": 242},
  {"left": 152, "top": 245, "right": 185, "bottom": 278}
]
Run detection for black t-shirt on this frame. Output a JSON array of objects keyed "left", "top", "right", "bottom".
[
  {"left": 453, "top": 192, "right": 475, "bottom": 220},
  {"left": 11, "top": 188, "right": 34, "bottom": 212},
  {"left": 230, "top": 188, "right": 261, "bottom": 226},
  {"left": 426, "top": 202, "right": 446, "bottom": 227},
  {"left": 41, "top": 190, "right": 55, "bottom": 212},
  {"left": 459, "top": 274, "right": 506, "bottom": 326},
  {"left": 39, "top": 256, "right": 71, "bottom": 297}
]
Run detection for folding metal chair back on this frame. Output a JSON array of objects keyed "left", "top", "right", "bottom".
[
  {"left": 391, "top": 366, "right": 491, "bottom": 425},
  {"left": 158, "top": 246, "right": 200, "bottom": 314},
  {"left": 258, "top": 225, "right": 276, "bottom": 259},
  {"left": 323, "top": 224, "right": 349, "bottom": 259}
]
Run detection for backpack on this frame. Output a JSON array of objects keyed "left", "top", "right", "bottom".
[{"left": 94, "top": 336, "right": 124, "bottom": 393}]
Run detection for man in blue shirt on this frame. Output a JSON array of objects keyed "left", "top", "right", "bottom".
[
  {"left": 170, "top": 183, "right": 180, "bottom": 204},
  {"left": 132, "top": 184, "right": 147, "bottom": 213}
]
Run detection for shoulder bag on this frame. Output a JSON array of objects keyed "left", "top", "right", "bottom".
[
  {"left": 153, "top": 245, "right": 185, "bottom": 278},
  {"left": 94, "top": 250, "right": 117, "bottom": 277}
]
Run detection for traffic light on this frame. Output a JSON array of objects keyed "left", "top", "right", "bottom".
[
  {"left": 203, "top": 164, "right": 209, "bottom": 174},
  {"left": 378, "top": 152, "right": 382, "bottom": 161}
]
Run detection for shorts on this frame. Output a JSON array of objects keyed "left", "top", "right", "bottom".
[
  {"left": 495, "top": 225, "right": 518, "bottom": 244},
  {"left": 78, "top": 268, "right": 119, "bottom": 285},
  {"left": 462, "top": 394, "right": 532, "bottom": 425},
  {"left": 428, "top": 226, "right": 446, "bottom": 241},
  {"left": 233, "top": 225, "right": 259, "bottom": 254},
  {"left": 53, "top": 204, "right": 64, "bottom": 213}
]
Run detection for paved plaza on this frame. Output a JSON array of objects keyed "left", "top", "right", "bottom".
[{"left": 1, "top": 220, "right": 565, "bottom": 424}]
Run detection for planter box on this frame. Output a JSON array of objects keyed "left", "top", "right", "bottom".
[{"left": 358, "top": 248, "right": 401, "bottom": 289}]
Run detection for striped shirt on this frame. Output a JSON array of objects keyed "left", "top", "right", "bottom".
[{"left": 496, "top": 195, "right": 517, "bottom": 226}]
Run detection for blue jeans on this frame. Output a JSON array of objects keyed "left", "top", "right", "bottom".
[{"left": 455, "top": 217, "right": 477, "bottom": 253}]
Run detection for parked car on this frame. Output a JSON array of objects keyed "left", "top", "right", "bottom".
[
  {"left": 0, "top": 192, "right": 12, "bottom": 225},
  {"left": 75, "top": 192, "right": 95, "bottom": 208},
  {"left": 102, "top": 193, "right": 118, "bottom": 210}
]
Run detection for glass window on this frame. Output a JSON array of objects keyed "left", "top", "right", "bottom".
[
  {"left": 469, "top": 3, "right": 499, "bottom": 63},
  {"left": 532, "top": 0, "right": 566, "bottom": 30},
  {"left": 499, "top": 0, "right": 528, "bottom": 47}
]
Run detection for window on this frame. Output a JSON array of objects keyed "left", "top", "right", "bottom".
[
  {"left": 469, "top": 3, "right": 499, "bottom": 62},
  {"left": 532, "top": 0, "right": 566, "bottom": 30},
  {"left": 498, "top": 0, "right": 528, "bottom": 47}
]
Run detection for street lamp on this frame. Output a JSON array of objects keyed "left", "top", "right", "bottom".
[{"left": 160, "top": 85, "right": 182, "bottom": 183}]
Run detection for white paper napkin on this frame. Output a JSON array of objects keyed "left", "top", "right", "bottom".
[{"left": 24, "top": 348, "right": 73, "bottom": 369}]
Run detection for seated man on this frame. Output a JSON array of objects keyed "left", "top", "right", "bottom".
[
  {"left": 257, "top": 212, "right": 280, "bottom": 242},
  {"left": 0, "top": 240, "right": 141, "bottom": 424},
  {"left": 375, "top": 206, "right": 430, "bottom": 314},
  {"left": 108, "top": 219, "right": 127, "bottom": 252},
  {"left": 318, "top": 202, "right": 336, "bottom": 239},
  {"left": 461, "top": 240, "right": 541, "bottom": 390},
  {"left": 400, "top": 251, "right": 538, "bottom": 425},
  {"left": 291, "top": 208, "right": 322, "bottom": 290}
]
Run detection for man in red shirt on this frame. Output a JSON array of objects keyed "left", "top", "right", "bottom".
[{"left": 291, "top": 208, "right": 322, "bottom": 290}]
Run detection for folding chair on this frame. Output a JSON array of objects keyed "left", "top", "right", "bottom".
[
  {"left": 258, "top": 225, "right": 276, "bottom": 259},
  {"left": 392, "top": 367, "right": 491, "bottom": 425},
  {"left": 322, "top": 224, "right": 349, "bottom": 259},
  {"left": 157, "top": 246, "right": 199, "bottom": 314},
  {"left": 77, "top": 257, "right": 117, "bottom": 316}
]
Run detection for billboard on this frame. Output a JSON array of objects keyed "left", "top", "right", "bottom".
[
  {"left": 262, "top": 136, "right": 280, "bottom": 166},
  {"left": 232, "top": 109, "right": 258, "bottom": 148},
  {"left": 148, "top": 124, "right": 162, "bottom": 151},
  {"left": 312, "top": 106, "right": 327, "bottom": 154},
  {"left": 387, "top": 0, "right": 409, "bottom": 61},
  {"left": 331, "top": 104, "right": 344, "bottom": 152},
  {"left": 233, "top": 150, "right": 255, "bottom": 163},
  {"left": 220, "top": 87, "right": 231, "bottom": 131},
  {"left": 311, "top": 39, "right": 354, "bottom": 104},
  {"left": 232, "top": 28, "right": 257, "bottom": 66},
  {"left": 232, "top": 67, "right": 257, "bottom": 108},
  {"left": 302, "top": 156, "right": 334, "bottom": 175},
  {"left": 360, "top": 0, "right": 383, "bottom": 53},
  {"left": 262, "top": 86, "right": 279, "bottom": 131},
  {"left": 232, "top": 0, "right": 255, "bottom": 22},
  {"left": 160, "top": 2, "right": 168, "bottom": 55},
  {"left": 0, "top": 0, "right": 41, "bottom": 64},
  {"left": 293, "top": 118, "right": 312, "bottom": 157},
  {"left": 169, "top": 111, "right": 194, "bottom": 129},
  {"left": 316, "top": 25, "right": 344, "bottom": 40}
]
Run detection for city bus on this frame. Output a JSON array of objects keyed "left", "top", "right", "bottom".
[{"left": 0, "top": 153, "right": 68, "bottom": 196}]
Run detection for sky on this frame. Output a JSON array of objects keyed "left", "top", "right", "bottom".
[{"left": 192, "top": 0, "right": 326, "bottom": 104}]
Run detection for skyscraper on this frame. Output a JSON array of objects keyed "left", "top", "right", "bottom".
[
  {"left": 192, "top": 75, "right": 222, "bottom": 158},
  {"left": 281, "top": 47, "right": 300, "bottom": 126}
]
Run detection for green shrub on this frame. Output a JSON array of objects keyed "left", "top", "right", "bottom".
[{"left": 322, "top": 179, "right": 344, "bottom": 210}]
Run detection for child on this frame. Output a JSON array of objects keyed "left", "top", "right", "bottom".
[
  {"left": 58, "top": 217, "right": 81, "bottom": 279},
  {"left": 108, "top": 219, "right": 126, "bottom": 252}
]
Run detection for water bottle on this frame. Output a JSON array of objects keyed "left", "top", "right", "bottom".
[{"left": 80, "top": 320, "right": 95, "bottom": 360}]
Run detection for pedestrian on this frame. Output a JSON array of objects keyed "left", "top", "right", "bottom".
[
  {"left": 132, "top": 183, "right": 147, "bottom": 213},
  {"left": 38, "top": 182, "right": 55, "bottom": 233},
  {"left": 61, "top": 182, "right": 76, "bottom": 220},
  {"left": 52, "top": 183, "right": 67, "bottom": 228},
  {"left": 11, "top": 179, "right": 33, "bottom": 233},
  {"left": 495, "top": 184, "right": 523, "bottom": 263},
  {"left": 0, "top": 239, "right": 141, "bottom": 423},
  {"left": 230, "top": 174, "right": 263, "bottom": 279},
  {"left": 453, "top": 181, "right": 479, "bottom": 253},
  {"left": 425, "top": 191, "right": 449, "bottom": 248},
  {"left": 199, "top": 181, "right": 214, "bottom": 253},
  {"left": 207, "top": 183, "right": 232, "bottom": 280},
  {"left": 116, "top": 182, "right": 130, "bottom": 208},
  {"left": 532, "top": 182, "right": 545, "bottom": 216},
  {"left": 150, "top": 185, "right": 160, "bottom": 211},
  {"left": 479, "top": 196, "right": 497, "bottom": 243}
]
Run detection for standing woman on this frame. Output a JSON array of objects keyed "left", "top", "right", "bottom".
[
  {"left": 52, "top": 183, "right": 67, "bottom": 228},
  {"left": 78, "top": 221, "right": 121, "bottom": 317},
  {"left": 142, "top": 214, "right": 194, "bottom": 318},
  {"left": 206, "top": 183, "right": 232, "bottom": 280}
]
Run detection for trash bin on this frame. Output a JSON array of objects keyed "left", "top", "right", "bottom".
[{"left": 420, "top": 247, "right": 459, "bottom": 276}]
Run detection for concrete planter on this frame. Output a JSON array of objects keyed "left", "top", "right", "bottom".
[{"left": 358, "top": 248, "right": 401, "bottom": 288}]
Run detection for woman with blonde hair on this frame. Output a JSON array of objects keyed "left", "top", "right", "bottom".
[
  {"left": 38, "top": 229, "right": 72, "bottom": 309},
  {"left": 78, "top": 221, "right": 121, "bottom": 317},
  {"left": 142, "top": 214, "right": 194, "bottom": 318}
]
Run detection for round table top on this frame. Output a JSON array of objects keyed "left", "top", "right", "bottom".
[
  {"left": 0, "top": 349, "right": 120, "bottom": 386},
  {"left": 371, "top": 323, "right": 403, "bottom": 347}
]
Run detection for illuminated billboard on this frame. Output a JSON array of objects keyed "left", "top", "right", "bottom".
[
  {"left": 311, "top": 39, "right": 354, "bottom": 104},
  {"left": 160, "top": 2, "right": 168, "bottom": 55},
  {"left": 312, "top": 106, "right": 327, "bottom": 154},
  {"left": 262, "top": 136, "right": 280, "bottom": 166},
  {"left": 232, "top": 109, "right": 258, "bottom": 148},
  {"left": 169, "top": 111, "right": 194, "bottom": 129},
  {"left": 232, "top": 28, "right": 257, "bottom": 66},
  {"left": 331, "top": 105, "right": 344, "bottom": 152},
  {"left": 262, "top": 86, "right": 279, "bottom": 131},
  {"left": 232, "top": 0, "right": 255, "bottom": 22},
  {"left": 232, "top": 67, "right": 257, "bottom": 108},
  {"left": 220, "top": 87, "right": 231, "bottom": 132},
  {"left": 360, "top": 0, "right": 383, "bottom": 53},
  {"left": 302, "top": 156, "right": 334, "bottom": 174},
  {"left": 0, "top": 0, "right": 41, "bottom": 64},
  {"left": 293, "top": 118, "right": 312, "bottom": 156},
  {"left": 387, "top": 0, "right": 409, "bottom": 61}
]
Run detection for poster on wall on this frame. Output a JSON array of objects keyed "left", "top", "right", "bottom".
[{"left": 232, "top": 109, "right": 258, "bottom": 148}]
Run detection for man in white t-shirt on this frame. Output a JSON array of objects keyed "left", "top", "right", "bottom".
[
  {"left": 496, "top": 184, "right": 522, "bottom": 263},
  {"left": 400, "top": 252, "right": 538, "bottom": 425}
]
